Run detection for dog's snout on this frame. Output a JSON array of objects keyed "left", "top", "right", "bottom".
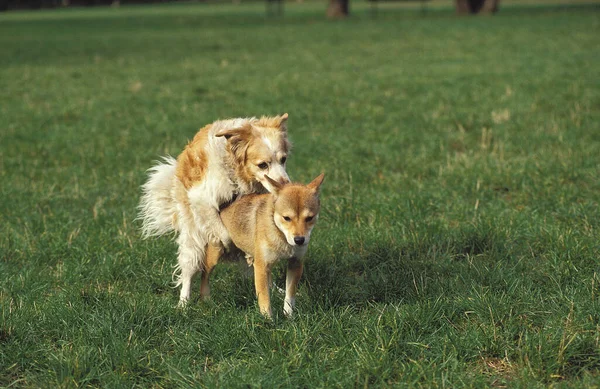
[
  {"left": 279, "top": 177, "right": 290, "bottom": 185},
  {"left": 293, "top": 236, "right": 306, "bottom": 245}
]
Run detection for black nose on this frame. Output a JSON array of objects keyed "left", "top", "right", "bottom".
[{"left": 293, "top": 236, "right": 305, "bottom": 245}]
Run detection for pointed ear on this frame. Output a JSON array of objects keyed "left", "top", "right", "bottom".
[
  {"left": 256, "top": 114, "right": 289, "bottom": 131},
  {"left": 278, "top": 113, "right": 289, "bottom": 130},
  {"left": 265, "top": 175, "right": 284, "bottom": 195},
  {"left": 307, "top": 173, "right": 325, "bottom": 193},
  {"left": 215, "top": 123, "right": 252, "bottom": 140}
]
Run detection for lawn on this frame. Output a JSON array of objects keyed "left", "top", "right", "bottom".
[{"left": 1, "top": 1, "right": 599, "bottom": 387}]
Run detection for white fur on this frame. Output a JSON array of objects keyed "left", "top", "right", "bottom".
[
  {"left": 138, "top": 118, "right": 288, "bottom": 305},
  {"left": 264, "top": 163, "right": 289, "bottom": 191},
  {"left": 256, "top": 134, "right": 290, "bottom": 193},
  {"left": 138, "top": 156, "right": 178, "bottom": 238},
  {"left": 284, "top": 291, "right": 295, "bottom": 317}
]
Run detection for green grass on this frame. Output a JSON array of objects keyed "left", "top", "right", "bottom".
[{"left": 1, "top": 2, "right": 599, "bottom": 387}]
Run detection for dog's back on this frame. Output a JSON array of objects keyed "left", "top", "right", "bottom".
[{"left": 219, "top": 193, "right": 269, "bottom": 257}]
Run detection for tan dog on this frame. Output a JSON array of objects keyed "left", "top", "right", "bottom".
[
  {"left": 138, "top": 115, "right": 291, "bottom": 305},
  {"left": 201, "top": 173, "right": 325, "bottom": 318}
]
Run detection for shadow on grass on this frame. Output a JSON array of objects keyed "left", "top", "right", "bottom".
[{"left": 297, "top": 227, "right": 514, "bottom": 310}]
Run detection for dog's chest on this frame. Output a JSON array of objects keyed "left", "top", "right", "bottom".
[{"left": 262, "top": 240, "right": 307, "bottom": 265}]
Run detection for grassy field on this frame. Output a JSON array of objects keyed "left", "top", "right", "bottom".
[{"left": 1, "top": 1, "right": 599, "bottom": 387}]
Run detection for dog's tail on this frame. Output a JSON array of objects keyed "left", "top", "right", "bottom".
[{"left": 138, "top": 156, "right": 179, "bottom": 238}]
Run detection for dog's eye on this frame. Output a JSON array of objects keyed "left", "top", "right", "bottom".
[
  {"left": 305, "top": 216, "right": 313, "bottom": 222},
  {"left": 280, "top": 156, "right": 287, "bottom": 164},
  {"left": 257, "top": 162, "right": 269, "bottom": 170},
  {"left": 283, "top": 216, "right": 291, "bottom": 222}
]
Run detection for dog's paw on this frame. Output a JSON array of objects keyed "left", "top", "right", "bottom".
[
  {"left": 283, "top": 299, "right": 295, "bottom": 318},
  {"left": 177, "top": 298, "right": 189, "bottom": 309},
  {"left": 245, "top": 254, "right": 254, "bottom": 266}
]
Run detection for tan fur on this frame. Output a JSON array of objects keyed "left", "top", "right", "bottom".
[
  {"left": 256, "top": 113, "right": 289, "bottom": 129},
  {"left": 138, "top": 114, "right": 292, "bottom": 305},
  {"left": 176, "top": 124, "right": 210, "bottom": 189},
  {"left": 201, "top": 173, "right": 325, "bottom": 318}
]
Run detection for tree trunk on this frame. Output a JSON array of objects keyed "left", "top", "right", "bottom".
[
  {"left": 327, "top": 0, "right": 349, "bottom": 18},
  {"left": 455, "top": 0, "right": 500, "bottom": 14}
]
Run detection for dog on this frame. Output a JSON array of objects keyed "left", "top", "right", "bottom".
[
  {"left": 200, "top": 173, "right": 324, "bottom": 318},
  {"left": 138, "top": 114, "right": 291, "bottom": 305}
]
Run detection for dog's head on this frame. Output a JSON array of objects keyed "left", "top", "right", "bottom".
[
  {"left": 266, "top": 173, "right": 324, "bottom": 247},
  {"left": 216, "top": 113, "right": 291, "bottom": 193}
]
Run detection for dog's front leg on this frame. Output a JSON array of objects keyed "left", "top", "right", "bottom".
[
  {"left": 253, "top": 255, "right": 272, "bottom": 318},
  {"left": 284, "top": 257, "right": 304, "bottom": 317},
  {"left": 210, "top": 212, "right": 232, "bottom": 249},
  {"left": 192, "top": 203, "right": 232, "bottom": 249}
]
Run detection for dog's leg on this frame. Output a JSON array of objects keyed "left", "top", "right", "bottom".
[
  {"left": 284, "top": 257, "right": 304, "bottom": 317},
  {"left": 200, "top": 243, "right": 223, "bottom": 300},
  {"left": 190, "top": 202, "right": 232, "bottom": 249},
  {"left": 253, "top": 255, "right": 272, "bottom": 318},
  {"left": 176, "top": 230, "right": 203, "bottom": 306}
]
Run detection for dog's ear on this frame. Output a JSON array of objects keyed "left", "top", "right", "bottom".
[
  {"left": 215, "top": 123, "right": 252, "bottom": 140},
  {"left": 278, "top": 113, "right": 289, "bottom": 131},
  {"left": 265, "top": 175, "right": 284, "bottom": 195},
  {"left": 256, "top": 114, "right": 289, "bottom": 131},
  {"left": 216, "top": 123, "right": 253, "bottom": 162},
  {"left": 276, "top": 114, "right": 292, "bottom": 153},
  {"left": 307, "top": 173, "right": 325, "bottom": 193}
]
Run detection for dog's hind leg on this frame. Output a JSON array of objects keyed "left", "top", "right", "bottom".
[
  {"left": 175, "top": 229, "right": 204, "bottom": 306},
  {"left": 200, "top": 242, "right": 223, "bottom": 300}
]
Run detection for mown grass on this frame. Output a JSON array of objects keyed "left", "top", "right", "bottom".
[{"left": 1, "top": 2, "right": 599, "bottom": 387}]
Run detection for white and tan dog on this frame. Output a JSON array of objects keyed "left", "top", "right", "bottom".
[
  {"left": 201, "top": 174, "right": 324, "bottom": 318},
  {"left": 138, "top": 115, "right": 291, "bottom": 305}
]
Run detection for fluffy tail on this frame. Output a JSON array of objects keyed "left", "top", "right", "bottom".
[{"left": 138, "top": 156, "right": 178, "bottom": 238}]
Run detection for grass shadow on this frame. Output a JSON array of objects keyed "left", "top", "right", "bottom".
[{"left": 299, "top": 226, "right": 515, "bottom": 309}]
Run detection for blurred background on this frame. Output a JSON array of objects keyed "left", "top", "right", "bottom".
[{"left": 3, "top": 0, "right": 598, "bottom": 13}]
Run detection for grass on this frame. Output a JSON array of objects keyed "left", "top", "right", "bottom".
[{"left": 1, "top": 1, "right": 599, "bottom": 387}]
